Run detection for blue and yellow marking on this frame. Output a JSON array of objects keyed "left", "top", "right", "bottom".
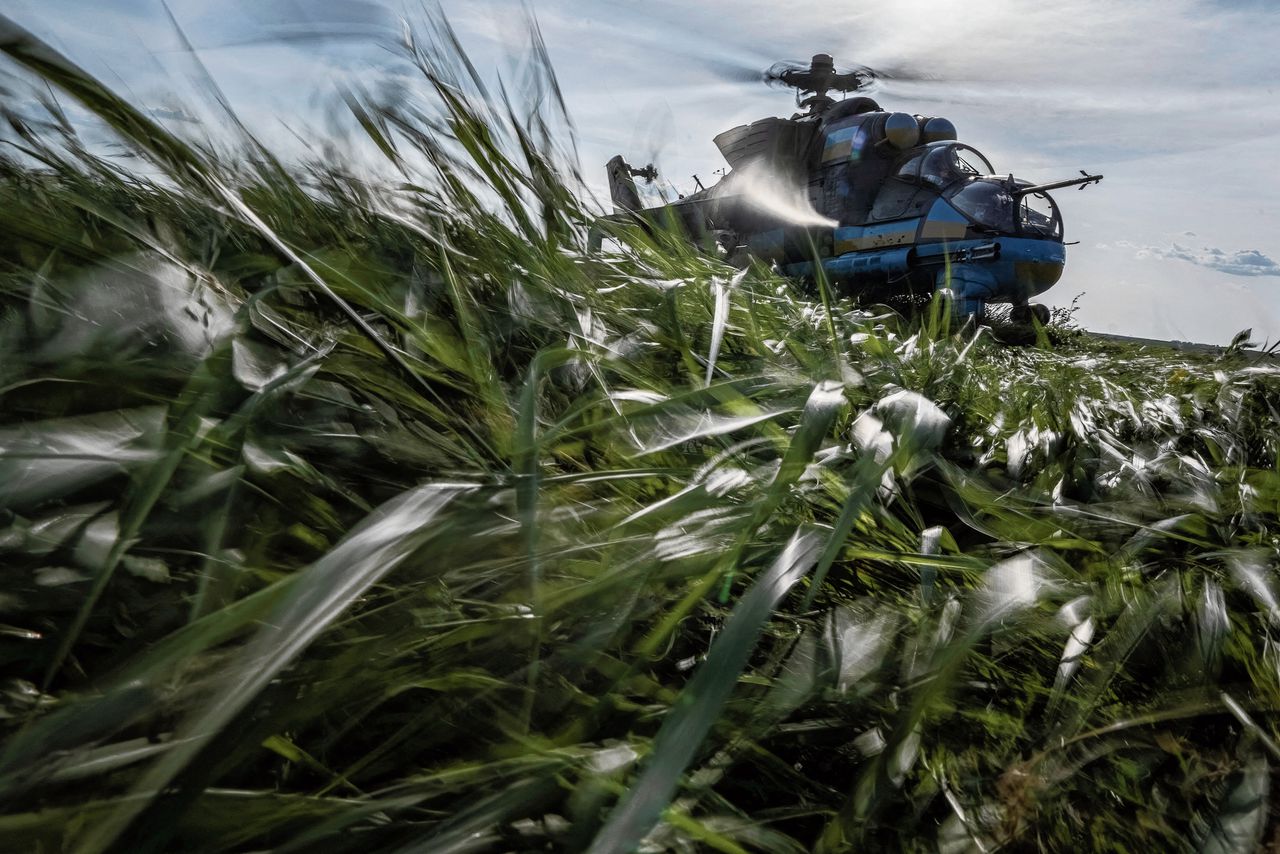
[
  {"left": 834, "top": 219, "right": 920, "bottom": 253},
  {"left": 918, "top": 199, "right": 969, "bottom": 241},
  {"left": 822, "top": 123, "right": 870, "bottom": 164}
]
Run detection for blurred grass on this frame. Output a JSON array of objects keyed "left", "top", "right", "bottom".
[{"left": 3, "top": 10, "right": 1280, "bottom": 854}]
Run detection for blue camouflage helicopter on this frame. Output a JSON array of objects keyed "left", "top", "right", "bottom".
[{"left": 603, "top": 53, "right": 1102, "bottom": 323}]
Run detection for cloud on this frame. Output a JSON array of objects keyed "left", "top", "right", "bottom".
[{"left": 1119, "top": 241, "right": 1280, "bottom": 277}]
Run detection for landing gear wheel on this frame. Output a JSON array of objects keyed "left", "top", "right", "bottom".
[{"left": 1010, "top": 303, "right": 1050, "bottom": 326}]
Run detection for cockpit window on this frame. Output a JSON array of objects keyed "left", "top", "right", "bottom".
[
  {"left": 921, "top": 144, "right": 993, "bottom": 188},
  {"left": 947, "top": 180, "right": 1015, "bottom": 231},
  {"left": 893, "top": 152, "right": 926, "bottom": 182},
  {"left": 946, "top": 178, "right": 1064, "bottom": 239},
  {"left": 955, "top": 146, "right": 993, "bottom": 176},
  {"left": 895, "top": 143, "right": 994, "bottom": 189},
  {"left": 1018, "top": 190, "right": 1063, "bottom": 239}
]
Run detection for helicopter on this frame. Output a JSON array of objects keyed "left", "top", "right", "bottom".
[{"left": 601, "top": 53, "right": 1102, "bottom": 324}]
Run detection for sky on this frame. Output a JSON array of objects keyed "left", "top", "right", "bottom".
[{"left": 4, "top": 0, "right": 1279, "bottom": 344}]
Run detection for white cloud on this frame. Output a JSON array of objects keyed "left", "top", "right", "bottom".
[{"left": 1121, "top": 241, "right": 1280, "bottom": 277}]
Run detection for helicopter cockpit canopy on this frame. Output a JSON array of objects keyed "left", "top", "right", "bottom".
[
  {"left": 946, "top": 179, "right": 1064, "bottom": 240},
  {"left": 894, "top": 142, "right": 995, "bottom": 189},
  {"left": 887, "top": 142, "right": 1064, "bottom": 239}
]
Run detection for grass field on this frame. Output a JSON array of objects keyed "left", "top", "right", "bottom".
[{"left": 3, "top": 13, "right": 1280, "bottom": 853}]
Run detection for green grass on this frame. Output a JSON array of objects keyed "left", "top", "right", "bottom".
[{"left": 2, "top": 12, "right": 1280, "bottom": 853}]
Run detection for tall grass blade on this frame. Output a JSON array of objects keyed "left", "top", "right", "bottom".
[
  {"left": 72, "top": 484, "right": 472, "bottom": 853},
  {"left": 587, "top": 530, "right": 822, "bottom": 854}
]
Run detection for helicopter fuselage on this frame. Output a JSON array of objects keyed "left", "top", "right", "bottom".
[{"left": 605, "top": 95, "right": 1099, "bottom": 319}]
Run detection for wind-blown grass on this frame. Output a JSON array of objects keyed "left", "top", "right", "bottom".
[{"left": 2, "top": 11, "right": 1280, "bottom": 853}]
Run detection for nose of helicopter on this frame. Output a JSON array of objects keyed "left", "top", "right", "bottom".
[
  {"left": 1002, "top": 237, "right": 1066, "bottom": 298},
  {"left": 977, "top": 234, "right": 1059, "bottom": 300},
  {"left": 1015, "top": 257, "right": 1064, "bottom": 294}
]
